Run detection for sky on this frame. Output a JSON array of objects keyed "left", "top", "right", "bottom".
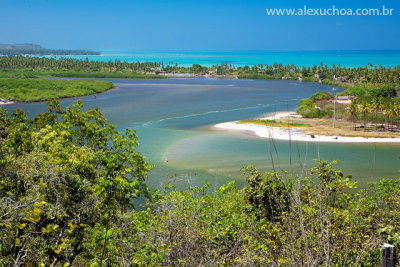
[{"left": 1, "top": 0, "right": 400, "bottom": 51}]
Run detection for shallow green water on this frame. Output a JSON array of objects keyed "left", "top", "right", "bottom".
[{"left": 4, "top": 78, "right": 400, "bottom": 189}]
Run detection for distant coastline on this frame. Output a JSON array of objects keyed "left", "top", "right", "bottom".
[{"left": 0, "top": 43, "right": 100, "bottom": 56}]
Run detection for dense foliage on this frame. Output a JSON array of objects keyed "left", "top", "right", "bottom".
[
  {"left": 296, "top": 99, "right": 332, "bottom": 118},
  {"left": 338, "top": 85, "right": 397, "bottom": 98},
  {"left": 109, "top": 162, "right": 400, "bottom": 266},
  {"left": 0, "top": 101, "right": 152, "bottom": 265},
  {"left": 1, "top": 102, "right": 400, "bottom": 266},
  {"left": 0, "top": 69, "right": 167, "bottom": 80},
  {"left": 296, "top": 91, "right": 334, "bottom": 118},
  {"left": 235, "top": 63, "right": 400, "bottom": 87},
  {"left": 309, "top": 91, "right": 333, "bottom": 101},
  {"left": 0, "top": 56, "right": 165, "bottom": 75},
  {"left": 0, "top": 78, "right": 114, "bottom": 102},
  {"left": 42, "top": 71, "right": 166, "bottom": 79},
  {"left": 0, "top": 44, "right": 100, "bottom": 56}
]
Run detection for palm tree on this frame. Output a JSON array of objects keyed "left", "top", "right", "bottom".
[
  {"left": 370, "top": 97, "right": 385, "bottom": 131},
  {"left": 347, "top": 101, "right": 358, "bottom": 130},
  {"left": 359, "top": 101, "right": 370, "bottom": 131},
  {"left": 393, "top": 99, "right": 400, "bottom": 130},
  {"left": 384, "top": 103, "right": 399, "bottom": 131}
]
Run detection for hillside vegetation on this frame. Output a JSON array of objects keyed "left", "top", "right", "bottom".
[{"left": 0, "top": 44, "right": 100, "bottom": 56}]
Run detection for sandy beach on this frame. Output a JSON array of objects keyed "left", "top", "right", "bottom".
[
  {"left": 0, "top": 100, "right": 14, "bottom": 105},
  {"left": 214, "top": 111, "right": 400, "bottom": 143}
]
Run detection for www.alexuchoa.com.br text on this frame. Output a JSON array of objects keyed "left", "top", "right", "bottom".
[{"left": 266, "top": 5, "right": 394, "bottom": 16}]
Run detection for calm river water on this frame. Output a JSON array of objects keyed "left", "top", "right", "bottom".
[{"left": 4, "top": 78, "right": 400, "bottom": 189}]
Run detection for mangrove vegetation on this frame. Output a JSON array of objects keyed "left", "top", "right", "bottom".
[{"left": 0, "top": 78, "right": 114, "bottom": 102}]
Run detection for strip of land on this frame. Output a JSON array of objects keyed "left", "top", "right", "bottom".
[
  {"left": 0, "top": 44, "right": 100, "bottom": 56},
  {"left": 0, "top": 78, "right": 114, "bottom": 102},
  {"left": 214, "top": 112, "right": 400, "bottom": 143}
]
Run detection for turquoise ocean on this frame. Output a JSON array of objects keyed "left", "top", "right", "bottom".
[{"left": 56, "top": 50, "right": 400, "bottom": 67}]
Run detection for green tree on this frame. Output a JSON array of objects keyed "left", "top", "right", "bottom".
[
  {"left": 347, "top": 101, "right": 358, "bottom": 130},
  {"left": 0, "top": 100, "right": 152, "bottom": 266},
  {"left": 384, "top": 101, "right": 399, "bottom": 130},
  {"left": 359, "top": 101, "right": 371, "bottom": 131},
  {"left": 370, "top": 97, "right": 385, "bottom": 130}
]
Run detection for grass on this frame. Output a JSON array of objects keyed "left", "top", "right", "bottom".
[
  {"left": 0, "top": 78, "right": 114, "bottom": 102},
  {"left": 239, "top": 119, "right": 310, "bottom": 127}
]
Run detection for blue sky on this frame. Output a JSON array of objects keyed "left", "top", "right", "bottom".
[{"left": 1, "top": 0, "right": 399, "bottom": 51}]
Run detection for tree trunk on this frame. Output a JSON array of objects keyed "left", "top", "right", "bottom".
[
  {"left": 14, "top": 233, "right": 32, "bottom": 267},
  {"left": 385, "top": 117, "right": 388, "bottom": 131},
  {"left": 382, "top": 244, "right": 397, "bottom": 267},
  {"left": 364, "top": 112, "right": 367, "bottom": 132},
  {"left": 99, "top": 221, "right": 110, "bottom": 267}
]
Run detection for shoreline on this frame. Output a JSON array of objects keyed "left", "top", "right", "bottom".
[
  {"left": 149, "top": 72, "right": 238, "bottom": 79},
  {"left": 0, "top": 54, "right": 101, "bottom": 57},
  {"left": 214, "top": 111, "right": 400, "bottom": 143},
  {"left": 0, "top": 100, "right": 15, "bottom": 105}
]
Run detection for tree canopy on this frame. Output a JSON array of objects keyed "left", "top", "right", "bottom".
[{"left": 0, "top": 100, "right": 152, "bottom": 265}]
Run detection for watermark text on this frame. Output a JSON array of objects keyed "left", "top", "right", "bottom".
[{"left": 266, "top": 6, "right": 394, "bottom": 16}]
